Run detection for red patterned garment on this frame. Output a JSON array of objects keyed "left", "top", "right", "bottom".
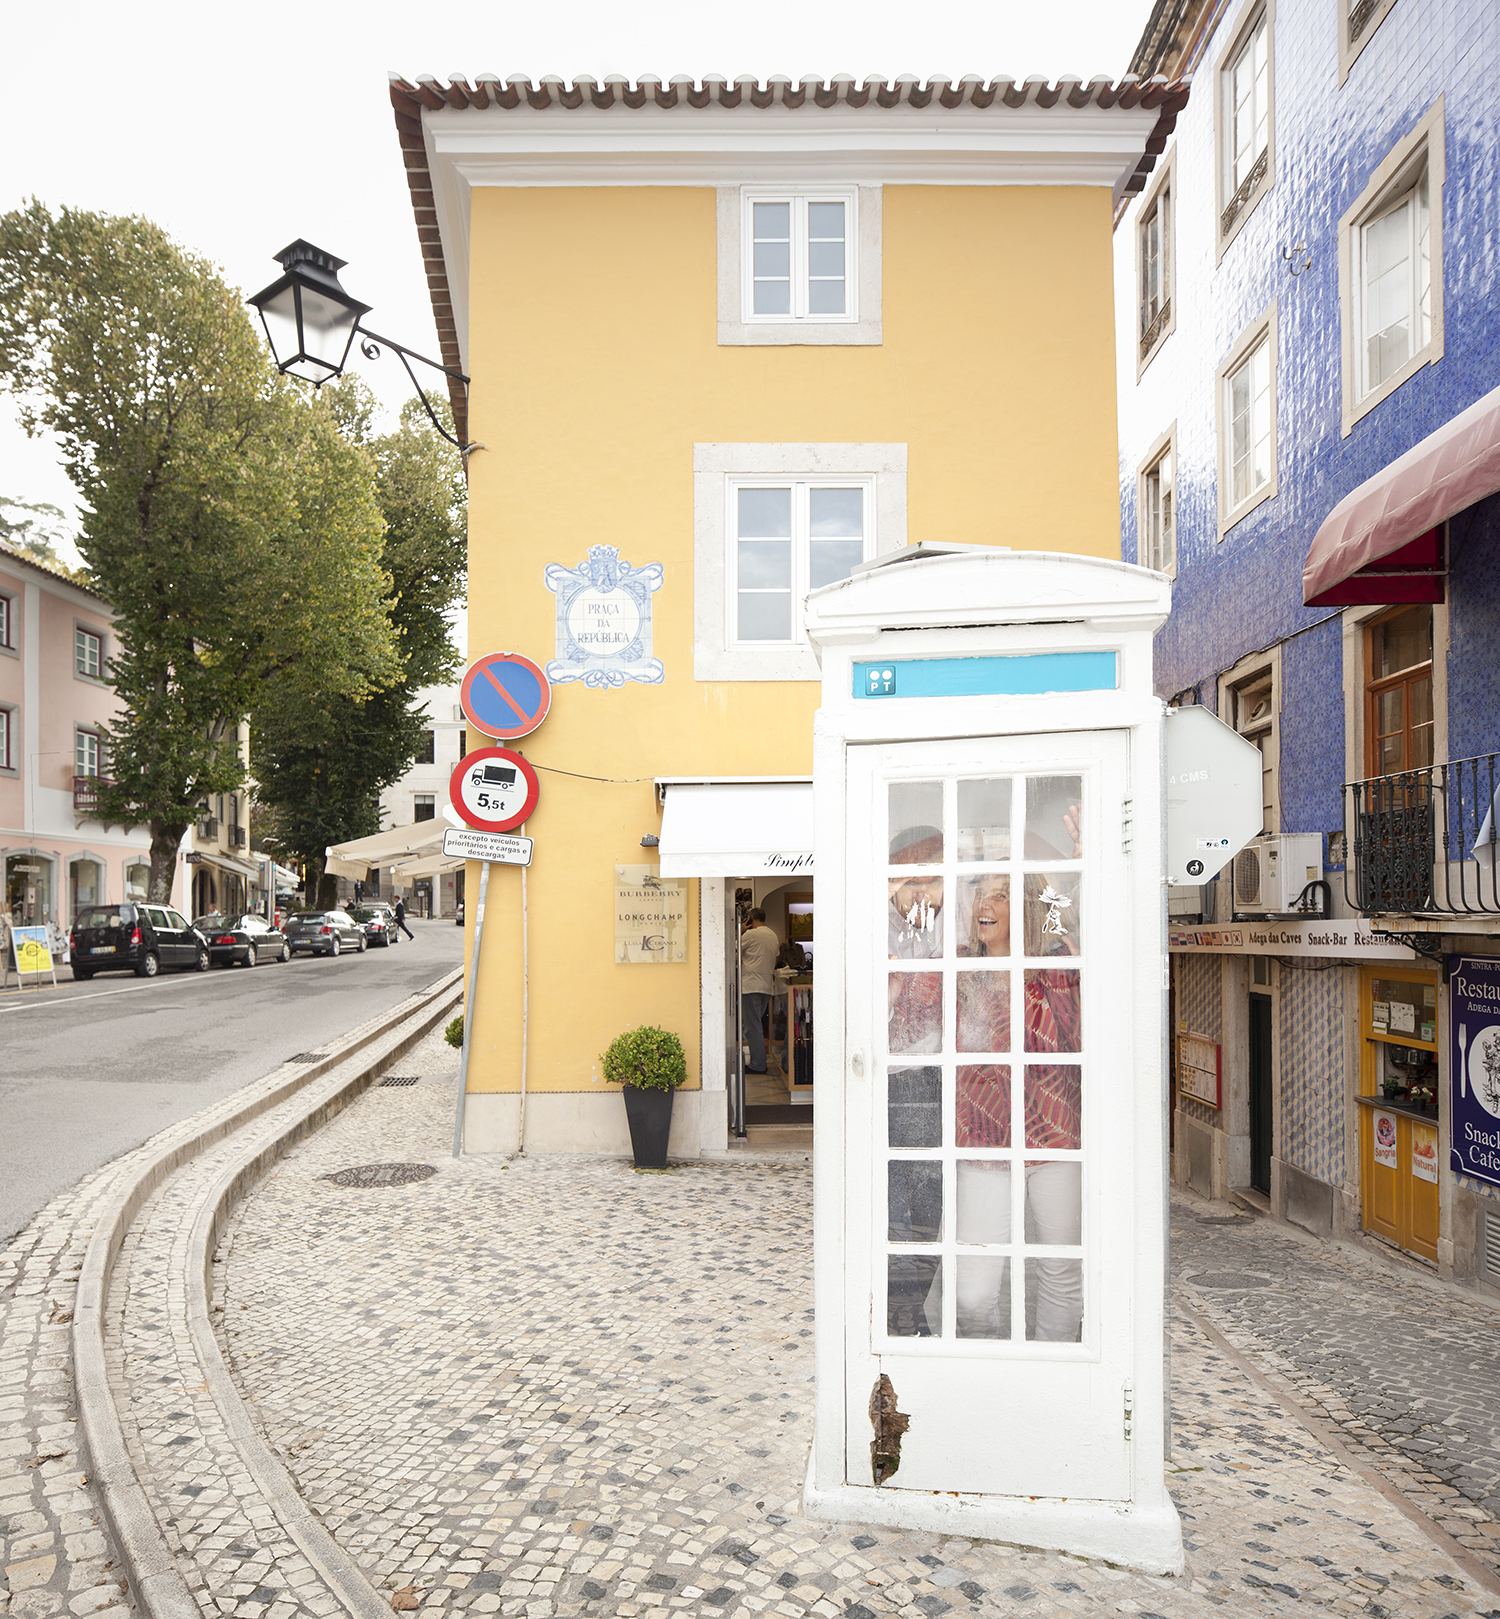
[{"left": 888, "top": 971, "right": 943, "bottom": 1054}]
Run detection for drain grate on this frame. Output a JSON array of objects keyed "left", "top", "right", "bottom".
[
  {"left": 1189, "top": 1271, "right": 1269, "bottom": 1290},
  {"left": 287, "top": 1053, "right": 325, "bottom": 1064},
  {"left": 380, "top": 1077, "right": 420, "bottom": 1087},
  {"left": 321, "top": 1162, "right": 437, "bottom": 1188}
]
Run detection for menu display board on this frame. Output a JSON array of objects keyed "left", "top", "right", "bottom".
[{"left": 1176, "top": 1032, "right": 1221, "bottom": 1109}]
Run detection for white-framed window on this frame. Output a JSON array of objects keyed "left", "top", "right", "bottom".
[
  {"left": 0, "top": 593, "right": 12, "bottom": 650},
  {"left": 1137, "top": 156, "right": 1174, "bottom": 371},
  {"left": 1214, "top": 0, "right": 1275, "bottom": 260},
  {"left": 1137, "top": 427, "right": 1177, "bottom": 577},
  {"left": 1229, "top": 665, "right": 1279, "bottom": 835},
  {"left": 693, "top": 443, "right": 907, "bottom": 681},
  {"left": 717, "top": 187, "right": 882, "bottom": 347},
  {"left": 729, "top": 478, "right": 874, "bottom": 647},
  {"left": 1338, "top": 101, "right": 1445, "bottom": 437},
  {"left": 1339, "top": 0, "right": 1399, "bottom": 85},
  {"left": 75, "top": 625, "right": 102, "bottom": 679},
  {"left": 0, "top": 706, "right": 11, "bottom": 771},
  {"left": 413, "top": 793, "right": 436, "bottom": 823},
  {"left": 1216, "top": 302, "right": 1279, "bottom": 536},
  {"left": 742, "top": 190, "right": 857, "bottom": 325},
  {"left": 75, "top": 729, "right": 102, "bottom": 778}
]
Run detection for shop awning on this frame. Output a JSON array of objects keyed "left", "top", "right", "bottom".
[
  {"left": 1303, "top": 381, "right": 1500, "bottom": 607},
  {"left": 391, "top": 853, "right": 465, "bottom": 879},
  {"left": 193, "top": 850, "right": 262, "bottom": 883},
  {"left": 325, "top": 821, "right": 447, "bottom": 879},
  {"left": 656, "top": 778, "right": 814, "bottom": 879}
]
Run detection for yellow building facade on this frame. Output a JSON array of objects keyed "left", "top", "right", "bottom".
[{"left": 391, "top": 73, "right": 1186, "bottom": 1155}]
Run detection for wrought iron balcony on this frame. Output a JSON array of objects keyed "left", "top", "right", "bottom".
[
  {"left": 1342, "top": 754, "right": 1500, "bottom": 916},
  {"left": 73, "top": 775, "right": 112, "bottom": 815},
  {"left": 230, "top": 825, "right": 247, "bottom": 849},
  {"left": 197, "top": 815, "right": 219, "bottom": 841}
]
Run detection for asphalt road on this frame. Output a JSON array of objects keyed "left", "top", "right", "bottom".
[{"left": 0, "top": 916, "right": 465, "bottom": 1244}]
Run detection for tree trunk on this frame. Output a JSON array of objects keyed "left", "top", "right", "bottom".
[
  {"left": 304, "top": 852, "right": 325, "bottom": 907},
  {"left": 147, "top": 819, "right": 188, "bottom": 905},
  {"left": 317, "top": 871, "right": 340, "bottom": 910}
]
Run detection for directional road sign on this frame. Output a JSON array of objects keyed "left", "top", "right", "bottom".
[
  {"left": 460, "top": 652, "right": 551, "bottom": 741},
  {"left": 443, "top": 827, "right": 534, "bottom": 867},
  {"left": 449, "top": 747, "right": 540, "bottom": 834}
]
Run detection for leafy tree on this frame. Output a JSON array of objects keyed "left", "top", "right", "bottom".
[
  {"left": 252, "top": 382, "right": 467, "bottom": 904},
  {"left": 0, "top": 493, "right": 80, "bottom": 576},
  {"left": 0, "top": 202, "right": 397, "bottom": 900}
]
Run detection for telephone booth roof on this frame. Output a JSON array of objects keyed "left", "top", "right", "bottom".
[{"left": 804, "top": 545, "right": 1171, "bottom": 643}]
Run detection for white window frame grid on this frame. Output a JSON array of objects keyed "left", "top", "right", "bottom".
[
  {"left": 1213, "top": 0, "right": 1276, "bottom": 265},
  {"left": 1136, "top": 152, "right": 1176, "bottom": 377},
  {"left": 0, "top": 706, "right": 11, "bottom": 772},
  {"left": 726, "top": 475, "right": 877, "bottom": 653},
  {"left": 1215, "top": 300, "right": 1279, "bottom": 538},
  {"left": 75, "top": 728, "right": 102, "bottom": 779},
  {"left": 75, "top": 624, "right": 103, "bottom": 680},
  {"left": 1338, "top": 100, "right": 1445, "bottom": 438},
  {"left": 413, "top": 793, "right": 436, "bottom": 822},
  {"left": 1136, "top": 424, "right": 1178, "bottom": 578},
  {"left": 740, "top": 187, "right": 859, "bottom": 327},
  {"left": 0, "top": 593, "right": 12, "bottom": 651}
]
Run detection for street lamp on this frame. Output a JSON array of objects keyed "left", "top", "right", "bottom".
[{"left": 247, "top": 240, "right": 478, "bottom": 455}]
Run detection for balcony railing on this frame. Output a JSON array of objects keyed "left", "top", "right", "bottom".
[
  {"left": 1342, "top": 754, "right": 1500, "bottom": 915},
  {"left": 230, "top": 825, "right": 247, "bottom": 849},
  {"left": 198, "top": 816, "right": 219, "bottom": 840}
]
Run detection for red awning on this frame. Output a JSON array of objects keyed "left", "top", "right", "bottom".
[{"left": 1303, "top": 381, "right": 1500, "bottom": 607}]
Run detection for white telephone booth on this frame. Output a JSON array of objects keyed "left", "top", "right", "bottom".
[{"left": 803, "top": 547, "right": 1182, "bottom": 1574}]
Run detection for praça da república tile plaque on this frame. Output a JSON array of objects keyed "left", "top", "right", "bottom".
[{"left": 613, "top": 864, "right": 687, "bottom": 963}]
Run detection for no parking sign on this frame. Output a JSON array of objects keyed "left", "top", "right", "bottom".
[{"left": 460, "top": 652, "right": 551, "bottom": 741}]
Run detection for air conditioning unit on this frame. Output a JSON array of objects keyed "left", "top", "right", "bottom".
[
  {"left": 1233, "top": 834, "right": 1324, "bottom": 913},
  {"left": 1168, "top": 884, "right": 1205, "bottom": 918}
]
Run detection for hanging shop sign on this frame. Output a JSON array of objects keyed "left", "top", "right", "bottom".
[
  {"left": 614, "top": 863, "right": 687, "bottom": 963},
  {"left": 459, "top": 652, "right": 552, "bottom": 741},
  {"left": 1169, "top": 918, "right": 1415, "bottom": 959},
  {"left": 449, "top": 748, "right": 540, "bottom": 834},
  {"left": 544, "top": 545, "right": 664, "bottom": 688},
  {"left": 1448, "top": 955, "right": 1500, "bottom": 1188},
  {"left": 1163, "top": 705, "right": 1265, "bottom": 884}
]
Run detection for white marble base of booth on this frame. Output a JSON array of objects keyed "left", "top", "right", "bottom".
[
  {"left": 802, "top": 1448, "right": 1184, "bottom": 1576},
  {"left": 460, "top": 1089, "right": 703, "bottom": 1157}
]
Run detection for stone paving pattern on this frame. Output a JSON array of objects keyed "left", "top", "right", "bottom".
[
  {"left": 216, "top": 1026, "right": 1500, "bottom": 1619},
  {"left": 1175, "top": 1197, "right": 1500, "bottom": 1573}
]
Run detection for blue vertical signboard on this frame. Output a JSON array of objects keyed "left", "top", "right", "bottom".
[{"left": 1449, "top": 955, "right": 1500, "bottom": 1187}]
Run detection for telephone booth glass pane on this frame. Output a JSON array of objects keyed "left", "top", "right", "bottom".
[
  {"left": 888, "top": 1066, "right": 942, "bottom": 1148},
  {"left": 889, "top": 972, "right": 943, "bottom": 1053},
  {"left": 888, "top": 1257, "right": 942, "bottom": 1337}
]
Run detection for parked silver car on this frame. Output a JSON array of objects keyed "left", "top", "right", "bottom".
[{"left": 284, "top": 909, "right": 367, "bottom": 958}]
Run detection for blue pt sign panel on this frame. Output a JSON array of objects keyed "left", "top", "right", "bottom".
[
  {"left": 1449, "top": 955, "right": 1500, "bottom": 1188},
  {"left": 853, "top": 652, "right": 1118, "bottom": 700}
]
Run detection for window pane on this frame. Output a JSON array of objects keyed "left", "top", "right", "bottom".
[
  {"left": 890, "top": 972, "right": 943, "bottom": 1054},
  {"left": 1025, "top": 1257, "right": 1083, "bottom": 1343},
  {"left": 737, "top": 538, "right": 791, "bottom": 589},
  {"left": 1377, "top": 687, "right": 1403, "bottom": 737},
  {"left": 736, "top": 487, "right": 791, "bottom": 537},
  {"left": 889, "top": 782, "right": 943, "bottom": 864},
  {"left": 888, "top": 1160, "right": 943, "bottom": 1243},
  {"left": 752, "top": 239, "right": 791, "bottom": 277},
  {"left": 888, "top": 1066, "right": 942, "bottom": 1148},
  {"left": 753, "top": 279, "right": 791, "bottom": 315},
  {"left": 809, "top": 539, "right": 864, "bottom": 588},
  {"left": 1376, "top": 606, "right": 1432, "bottom": 675},
  {"left": 956, "top": 1065, "right": 1011, "bottom": 1148},
  {"left": 888, "top": 1255, "right": 941, "bottom": 1337},
  {"left": 957, "top": 970, "right": 1009, "bottom": 1053},
  {"left": 956, "top": 1256, "right": 1011, "bottom": 1340},
  {"left": 808, "top": 239, "right": 845, "bottom": 278},
  {"left": 807, "top": 201, "right": 844, "bottom": 240},
  {"left": 957, "top": 875, "right": 1011, "bottom": 959},
  {"left": 1417, "top": 168, "right": 1431, "bottom": 348},
  {"left": 888, "top": 876, "right": 943, "bottom": 958},
  {"left": 737, "top": 591, "right": 791, "bottom": 641},
  {"left": 1024, "top": 970, "right": 1082, "bottom": 1054},
  {"left": 1410, "top": 675, "right": 1433, "bottom": 727},
  {"left": 753, "top": 201, "right": 790, "bottom": 240},
  {"left": 1026, "top": 776, "right": 1082, "bottom": 860},
  {"left": 957, "top": 778, "right": 1012, "bottom": 861},
  {"left": 1025, "top": 1065, "right": 1082, "bottom": 1150},
  {"left": 808, "top": 279, "right": 846, "bottom": 315},
  {"left": 809, "top": 486, "right": 863, "bottom": 536},
  {"left": 1364, "top": 197, "right": 1412, "bottom": 390}
]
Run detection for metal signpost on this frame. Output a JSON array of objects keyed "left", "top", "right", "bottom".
[{"left": 451, "top": 664, "right": 549, "bottom": 1158}]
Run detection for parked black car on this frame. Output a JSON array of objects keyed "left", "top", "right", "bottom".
[
  {"left": 284, "top": 909, "right": 367, "bottom": 958},
  {"left": 70, "top": 903, "right": 210, "bottom": 980},
  {"left": 347, "top": 905, "right": 397, "bottom": 947},
  {"left": 192, "top": 912, "right": 291, "bottom": 968}
]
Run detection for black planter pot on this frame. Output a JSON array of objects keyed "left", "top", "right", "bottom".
[{"left": 622, "top": 1084, "right": 676, "bottom": 1168}]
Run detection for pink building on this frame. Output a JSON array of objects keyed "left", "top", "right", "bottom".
[{"left": 0, "top": 539, "right": 164, "bottom": 928}]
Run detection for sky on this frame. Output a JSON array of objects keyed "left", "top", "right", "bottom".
[{"left": 0, "top": 0, "right": 1155, "bottom": 565}]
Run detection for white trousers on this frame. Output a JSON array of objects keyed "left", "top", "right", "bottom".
[{"left": 952, "top": 1162, "right": 1082, "bottom": 1341}]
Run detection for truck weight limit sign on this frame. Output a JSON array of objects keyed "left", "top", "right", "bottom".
[{"left": 449, "top": 747, "right": 540, "bottom": 833}]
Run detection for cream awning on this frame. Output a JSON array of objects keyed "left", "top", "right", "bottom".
[
  {"left": 656, "top": 778, "right": 813, "bottom": 879},
  {"left": 391, "top": 853, "right": 465, "bottom": 879},
  {"left": 324, "top": 821, "right": 447, "bottom": 879}
]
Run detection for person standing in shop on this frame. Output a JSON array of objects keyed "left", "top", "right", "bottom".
[{"left": 740, "top": 908, "right": 780, "bottom": 1074}]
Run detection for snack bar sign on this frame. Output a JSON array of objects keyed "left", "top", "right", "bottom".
[{"left": 1450, "top": 955, "right": 1500, "bottom": 1189}]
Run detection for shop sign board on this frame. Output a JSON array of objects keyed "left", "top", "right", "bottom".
[
  {"left": 11, "top": 927, "right": 53, "bottom": 974},
  {"left": 442, "top": 828, "right": 534, "bottom": 867},
  {"left": 1164, "top": 706, "right": 1264, "bottom": 884},
  {"left": 1169, "top": 919, "right": 1416, "bottom": 959},
  {"left": 1176, "top": 1031, "right": 1221, "bottom": 1108},
  {"left": 460, "top": 652, "right": 551, "bottom": 741},
  {"left": 1412, "top": 1123, "right": 1439, "bottom": 1183},
  {"left": 448, "top": 748, "right": 540, "bottom": 834},
  {"left": 1448, "top": 955, "right": 1500, "bottom": 1187},
  {"left": 1373, "top": 1110, "right": 1399, "bottom": 1169},
  {"left": 614, "top": 863, "right": 687, "bottom": 963}
]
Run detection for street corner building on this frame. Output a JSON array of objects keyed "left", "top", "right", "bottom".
[
  {"left": 389, "top": 69, "right": 1189, "bottom": 1159},
  {"left": 1112, "top": 0, "right": 1500, "bottom": 1289}
]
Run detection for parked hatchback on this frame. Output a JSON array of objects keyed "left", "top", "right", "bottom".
[
  {"left": 193, "top": 912, "right": 291, "bottom": 968},
  {"left": 284, "top": 910, "right": 367, "bottom": 958},
  {"left": 70, "top": 903, "right": 210, "bottom": 980}
]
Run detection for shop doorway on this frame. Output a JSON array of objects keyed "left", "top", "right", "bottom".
[
  {"left": 1359, "top": 966, "right": 1440, "bottom": 1262},
  {"left": 730, "top": 877, "right": 815, "bottom": 1147},
  {"left": 1249, "top": 993, "right": 1273, "bottom": 1195}
]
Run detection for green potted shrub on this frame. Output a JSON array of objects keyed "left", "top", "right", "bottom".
[{"left": 602, "top": 1024, "right": 688, "bottom": 1169}]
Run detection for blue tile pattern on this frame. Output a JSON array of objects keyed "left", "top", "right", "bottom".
[{"left": 1277, "top": 962, "right": 1350, "bottom": 1187}]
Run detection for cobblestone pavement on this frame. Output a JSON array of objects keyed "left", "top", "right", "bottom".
[
  {"left": 1175, "top": 1193, "right": 1500, "bottom": 1574},
  {"left": 216, "top": 1027, "right": 1500, "bottom": 1619},
  {"left": 0, "top": 1163, "right": 134, "bottom": 1619}
]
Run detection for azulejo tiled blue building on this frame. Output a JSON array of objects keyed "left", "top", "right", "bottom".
[{"left": 1115, "top": 0, "right": 1500, "bottom": 1288}]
